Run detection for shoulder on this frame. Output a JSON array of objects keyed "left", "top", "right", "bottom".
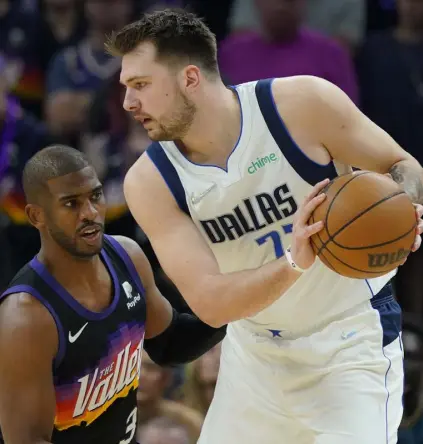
[
  {"left": 0, "top": 292, "right": 58, "bottom": 353},
  {"left": 271, "top": 75, "right": 349, "bottom": 117},
  {"left": 124, "top": 149, "right": 181, "bottom": 217}
]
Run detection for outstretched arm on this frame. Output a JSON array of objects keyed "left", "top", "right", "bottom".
[{"left": 113, "top": 236, "right": 226, "bottom": 365}]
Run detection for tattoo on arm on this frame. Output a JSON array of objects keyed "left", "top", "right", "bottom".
[{"left": 389, "top": 161, "right": 423, "bottom": 204}]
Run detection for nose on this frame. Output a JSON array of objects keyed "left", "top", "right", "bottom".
[
  {"left": 80, "top": 199, "right": 98, "bottom": 222},
  {"left": 123, "top": 88, "right": 140, "bottom": 112}
]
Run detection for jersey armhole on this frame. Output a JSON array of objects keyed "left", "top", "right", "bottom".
[
  {"left": 0, "top": 284, "right": 66, "bottom": 369},
  {"left": 255, "top": 78, "right": 338, "bottom": 185},
  {"left": 146, "top": 142, "right": 190, "bottom": 215},
  {"left": 104, "top": 235, "right": 146, "bottom": 297}
]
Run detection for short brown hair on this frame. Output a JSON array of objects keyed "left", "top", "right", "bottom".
[{"left": 105, "top": 8, "right": 219, "bottom": 76}]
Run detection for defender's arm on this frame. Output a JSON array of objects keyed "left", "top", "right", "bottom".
[{"left": 113, "top": 235, "right": 226, "bottom": 365}]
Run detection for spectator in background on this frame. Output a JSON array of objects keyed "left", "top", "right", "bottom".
[
  {"left": 219, "top": 0, "right": 358, "bottom": 102},
  {"left": 366, "top": 0, "right": 397, "bottom": 34},
  {"left": 0, "top": 0, "right": 44, "bottom": 117},
  {"left": 182, "top": 343, "right": 222, "bottom": 417},
  {"left": 0, "top": 54, "right": 52, "bottom": 291},
  {"left": 229, "top": 0, "right": 365, "bottom": 53},
  {"left": 45, "top": 0, "right": 132, "bottom": 143},
  {"left": 398, "top": 313, "right": 423, "bottom": 444},
  {"left": 136, "top": 353, "right": 203, "bottom": 444},
  {"left": 356, "top": 0, "right": 423, "bottom": 317},
  {"left": 138, "top": 417, "right": 190, "bottom": 444},
  {"left": 37, "top": 0, "right": 86, "bottom": 75}
]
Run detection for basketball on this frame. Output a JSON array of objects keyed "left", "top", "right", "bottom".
[{"left": 309, "top": 170, "right": 417, "bottom": 279}]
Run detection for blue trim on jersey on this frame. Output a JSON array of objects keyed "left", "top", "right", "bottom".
[
  {"left": 146, "top": 142, "right": 189, "bottom": 215},
  {"left": 368, "top": 281, "right": 401, "bottom": 347},
  {"left": 367, "top": 280, "right": 398, "bottom": 443},
  {"left": 0, "top": 284, "right": 67, "bottom": 368},
  {"left": 255, "top": 78, "right": 338, "bottom": 185},
  {"left": 29, "top": 251, "right": 121, "bottom": 321}
]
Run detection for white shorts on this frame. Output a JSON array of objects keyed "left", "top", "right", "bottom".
[{"left": 198, "top": 289, "right": 403, "bottom": 444}]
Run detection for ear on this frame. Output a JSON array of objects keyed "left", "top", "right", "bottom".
[
  {"left": 182, "top": 65, "right": 201, "bottom": 91},
  {"left": 25, "top": 204, "right": 45, "bottom": 229}
]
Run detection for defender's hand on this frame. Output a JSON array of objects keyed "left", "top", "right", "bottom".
[{"left": 290, "top": 179, "right": 329, "bottom": 270}]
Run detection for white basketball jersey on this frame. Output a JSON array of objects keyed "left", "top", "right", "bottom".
[{"left": 147, "top": 79, "right": 395, "bottom": 338}]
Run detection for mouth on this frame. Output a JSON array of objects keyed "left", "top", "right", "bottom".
[
  {"left": 135, "top": 115, "right": 153, "bottom": 126},
  {"left": 79, "top": 226, "right": 103, "bottom": 245}
]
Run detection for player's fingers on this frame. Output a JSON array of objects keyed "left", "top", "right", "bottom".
[
  {"left": 303, "top": 178, "right": 330, "bottom": 204},
  {"left": 304, "top": 220, "right": 325, "bottom": 237},
  {"left": 298, "top": 193, "right": 326, "bottom": 225},
  {"left": 412, "top": 234, "right": 421, "bottom": 252},
  {"left": 417, "top": 220, "right": 423, "bottom": 236},
  {"left": 414, "top": 203, "right": 423, "bottom": 220}
]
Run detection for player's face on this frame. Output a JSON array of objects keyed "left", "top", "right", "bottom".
[
  {"left": 121, "top": 42, "right": 197, "bottom": 141},
  {"left": 43, "top": 167, "right": 106, "bottom": 258}
]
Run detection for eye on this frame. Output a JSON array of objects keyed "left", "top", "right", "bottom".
[
  {"left": 134, "top": 82, "right": 147, "bottom": 90},
  {"left": 64, "top": 199, "right": 77, "bottom": 208},
  {"left": 91, "top": 189, "right": 103, "bottom": 202}
]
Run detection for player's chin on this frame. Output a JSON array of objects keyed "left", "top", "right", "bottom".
[{"left": 78, "top": 232, "right": 104, "bottom": 254}]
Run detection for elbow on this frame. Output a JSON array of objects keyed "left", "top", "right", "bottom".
[{"left": 185, "top": 291, "right": 228, "bottom": 329}]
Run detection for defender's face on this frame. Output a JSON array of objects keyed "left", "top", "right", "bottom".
[
  {"left": 120, "top": 42, "right": 196, "bottom": 141},
  {"left": 43, "top": 167, "right": 106, "bottom": 258}
]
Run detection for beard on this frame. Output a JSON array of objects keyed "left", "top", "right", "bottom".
[
  {"left": 148, "top": 89, "right": 197, "bottom": 142},
  {"left": 47, "top": 223, "right": 103, "bottom": 259}
]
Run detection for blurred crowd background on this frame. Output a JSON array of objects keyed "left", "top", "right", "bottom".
[{"left": 1, "top": 0, "right": 423, "bottom": 443}]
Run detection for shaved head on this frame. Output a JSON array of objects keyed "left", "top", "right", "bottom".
[{"left": 22, "top": 145, "right": 90, "bottom": 205}]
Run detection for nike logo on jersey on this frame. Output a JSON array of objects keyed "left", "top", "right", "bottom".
[
  {"left": 69, "top": 322, "right": 89, "bottom": 343},
  {"left": 191, "top": 183, "right": 216, "bottom": 204}
]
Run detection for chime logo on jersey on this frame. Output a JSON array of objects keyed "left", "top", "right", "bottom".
[{"left": 54, "top": 324, "right": 144, "bottom": 431}]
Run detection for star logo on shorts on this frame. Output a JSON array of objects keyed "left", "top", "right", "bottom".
[{"left": 267, "top": 329, "right": 282, "bottom": 338}]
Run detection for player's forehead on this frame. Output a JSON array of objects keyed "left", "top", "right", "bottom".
[
  {"left": 46, "top": 167, "right": 101, "bottom": 199},
  {"left": 120, "top": 42, "right": 159, "bottom": 84}
]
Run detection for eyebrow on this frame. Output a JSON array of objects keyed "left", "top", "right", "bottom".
[
  {"left": 120, "top": 76, "right": 149, "bottom": 86},
  {"left": 59, "top": 185, "right": 103, "bottom": 202}
]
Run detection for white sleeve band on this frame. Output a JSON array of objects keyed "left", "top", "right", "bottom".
[{"left": 285, "top": 246, "right": 306, "bottom": 273}]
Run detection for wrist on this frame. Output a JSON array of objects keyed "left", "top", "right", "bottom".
[{"left": 285, "top": 246, "right": 306, "bottom": 273}]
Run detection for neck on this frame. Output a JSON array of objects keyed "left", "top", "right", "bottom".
[
  {"left": 38, "top": 244, "right": 102, "bottom": 287},
  {"left": 395, "top": 25, "right": 423, "bottom": 42},
  {"left": 179, "top": 82, "right": 241, "bottom": 168}
]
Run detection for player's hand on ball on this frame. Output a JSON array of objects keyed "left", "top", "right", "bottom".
[
  {"left": 290, "top": 179, "right": 329, "bottom": 270},
  {"left": 411, "top": 203, "right": 423, "bottom": 253}
]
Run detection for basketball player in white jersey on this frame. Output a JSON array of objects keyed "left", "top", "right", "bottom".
[{"left": 107, "top": 9, "right": 423, "bottom": 444}]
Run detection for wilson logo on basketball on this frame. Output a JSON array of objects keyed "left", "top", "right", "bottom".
[{"left": 368, "top": 248, "right": 410, "bottom": 268}]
